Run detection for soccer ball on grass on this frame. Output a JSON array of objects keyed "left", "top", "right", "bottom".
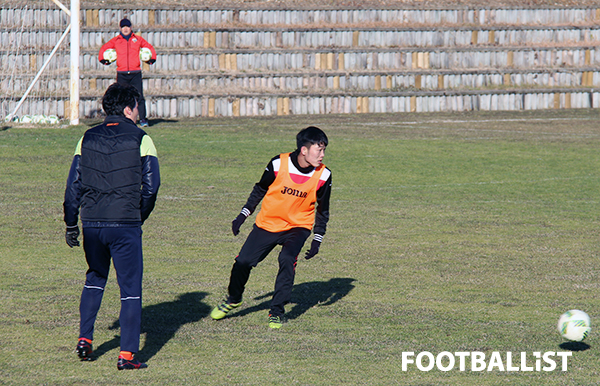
[{"left": 557, "top": 310, "right": 591, "bottom": 342}]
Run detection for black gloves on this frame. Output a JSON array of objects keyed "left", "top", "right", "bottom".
[
  {"left": 65, "top": 225, "right": 80, "bottom": 248},
  {"left": 304, "top": 235, "right": 323, "bottom": 260},
  {"left": 232, "top": 208, "right": 250, "bottom": 236},
  {"left": 100, "top": 59, "right": 110, "bottom": 65},
  {"left": 147, "top": 58, "right": 156, "bottom": 65}
]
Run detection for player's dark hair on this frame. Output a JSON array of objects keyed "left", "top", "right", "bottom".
[
  {"left": 296, "top": 126, "right": 328, "bottom": 150},
  {"left": 101, "top": 83, "right": 140, "bottom": 116}
]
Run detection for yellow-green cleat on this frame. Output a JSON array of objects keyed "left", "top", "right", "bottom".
[
  {"left": 268, "top": 314, "right": 283, "bottom": 329},
  {"left": 210, "top": 300, "right": 242, "bottom": 320}
]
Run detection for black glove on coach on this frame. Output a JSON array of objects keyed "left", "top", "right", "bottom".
[{"left": 65, "top": 225, "right": 80, "bottom": 248}]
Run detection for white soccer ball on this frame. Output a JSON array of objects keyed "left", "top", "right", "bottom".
[
  {"left": 32, "top": 114, "right": 45, "bottom": 124},
  {"left": 20, "top": 115, "right": 32, "bottom": 123},
  {"left": 103, "top": 48, "right": 117, "bottom": 63},
  {"left": 558, "top": 309, "right": 591, "bottom": 342},
  {"left": 140, "top": 47, "right": 152, "bottom": 62}
]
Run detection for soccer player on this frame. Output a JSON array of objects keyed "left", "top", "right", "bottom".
[
  {"left": 63, "top": 83, "right": 160, "bottom": 370},
  {"left": 98, "top": 18, "right": 156, "bottom": 127},
  {"left": 211, "top": 126, "right": 332, "bottom": 328}
]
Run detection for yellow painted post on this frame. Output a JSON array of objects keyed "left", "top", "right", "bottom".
[
  {"left": 92, "top": 9, "right": 99, "bottom": 26},
  {"left": 410, "top": 96, "right": 416, "bottom": 112},
  {"left": 90, "top": 78, "right": 97, "bottom": 91},
  {"left": 315, "top": 53, "right": 321, "bottom": 70},
  {"left": 415, "top": 74, "right": 422, "bottom": 89},
  {"left": 230, "top": 53, "right": 237, "bottom": 71},
  {"left": 554, "top": 93, "right": 560, "bottom": 109},
  {"left": 585, "top": 49, "right": 591, "bottom": 66},
  {"left": 30, "top": 54, "right": 36, "bottom": 72},
  {"left": 233, "top": 99, "right": 240, "bottom": 116},
  {"left": 333, "top": 76, "right": 340, "bottom": 90},
  {"left": 504, "top": 73, "right": 511, "bottom": 86},
  {"left": 471, "top": 30, "right": 478, "bottom": 45},
  {"left": 507, "top": 51, "right": 514, "bottom": 67},
  {"left": 338, "top": 53, "right": 345, "bottom": 70},
  {"left": 362, "top": 97, "right": 369, "bottom": 113},
  {"left": 218, "top": 54, "right": 226, "bottom": 70},
  {"left": 148, "top": 10, "right": 155, "bottom": 26},
  {"left": 327, "top": 53, "right": 334, "bottom": 70},
  {"left": 208, "top": 98, "right": 215, "bottom": 117},
  {"left": 353, "top": 31, "right": 359, "bottom": 47},
  {"left": 283, "top": 97, "right": 290, "bottom": 115},
  {"left": 86, "top": 10, "right": 93, "bottom": 26},
  {"left": 375, "top": 75, "right": 381, "bottom": 91}
]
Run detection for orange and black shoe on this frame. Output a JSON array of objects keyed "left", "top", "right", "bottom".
[
  {"left": 117, "top": 354, "right": 148, "bottom": 370},
  {"left": 76, "top": 338, "right": 93, "bottom": 361}
]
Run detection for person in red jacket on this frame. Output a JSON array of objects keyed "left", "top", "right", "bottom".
[{"left": 99, "top": 18, "right": 156, "bottom": 127}]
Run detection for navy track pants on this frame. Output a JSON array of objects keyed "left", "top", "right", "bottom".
[{"left": 79, "top": 226, "right": 143, "bottom": 353}]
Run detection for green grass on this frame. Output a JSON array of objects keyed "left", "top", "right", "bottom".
[{"left": 1, "top": 109, "right": 600, "bottom": 385}]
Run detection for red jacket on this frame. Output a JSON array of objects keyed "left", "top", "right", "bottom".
[{"left": 98, "top": 33, "right": 156, "bottom": 72}]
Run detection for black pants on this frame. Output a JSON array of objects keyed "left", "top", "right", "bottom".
[
  {"left": 117, "top": 71, "right": 147, "bottom": 121},
  {"left": 227, "top": 225, "right": 311, "bottom": 317}
]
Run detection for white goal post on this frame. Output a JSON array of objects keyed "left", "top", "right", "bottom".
[
  {"left": 4, "top": 0, "right": 80, "bottom": 125},
  {"left": 69, "top": 0, "right": 80, "bottom": 125}
]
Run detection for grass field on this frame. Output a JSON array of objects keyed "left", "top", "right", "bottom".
[{"left": 1, "top": 109, "right": 600, "bottom": 385}]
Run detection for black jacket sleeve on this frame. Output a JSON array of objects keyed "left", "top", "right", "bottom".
[
  {"left": 313, "top": 173, "right": 332, "bottom": 236},
  {"left": 63, "top": 155, "right": 82, "bottom": 227},
  {"left": 240, "top": 156, "right": 278, "bottom": 215},
  {"left": 140, "top": 154, "right": 160, "bottom": 222}
]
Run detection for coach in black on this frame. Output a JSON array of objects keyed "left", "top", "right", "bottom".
[{"left": 63, "top": 83, "right": 160, "bottom": 370}]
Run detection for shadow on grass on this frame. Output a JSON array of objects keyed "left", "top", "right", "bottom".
[
  {"left": 232, "top": 277, "right": 355, "bottom": 320},
  {"left": 103, "top": 291, "right": 211, "bottom": 362},
  {"left": 559, "top": 341, "right": 591, "bottom": 352}
]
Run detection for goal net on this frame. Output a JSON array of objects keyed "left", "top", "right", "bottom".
[{"left": 0, "top": 0, "right": 74, "bottom": 124}]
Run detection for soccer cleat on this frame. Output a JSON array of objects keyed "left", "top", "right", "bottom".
[
  {"left": 76, "top": 339, "right": 93, "bottom": 361},
  {"left": 210, "top": 300, "right": 242, "bottom": 320},
  {"left": 268, "top": 314, "right": 283, "bottom": 329},
  {"left": 117, "top": 355, "right": 148, "bottom": 370},
  {"left": 139, "top": 119, "right": 149, "bottom": 128}
]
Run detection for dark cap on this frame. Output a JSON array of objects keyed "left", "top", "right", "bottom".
[{"left": 120, "top": 18, "right": 131, "bottom": 28}]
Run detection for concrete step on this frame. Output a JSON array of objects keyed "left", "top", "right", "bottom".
[
  {"left": 3, "top": 68, "right": 599, "bottom": 98},
  {"left": 3, "top": 45, "right": 600, "bottom": 75},
  {"left": 2, "top": 7, "right": 600, "bottom": 29},
  {"left": 3, "top": 88, "right": 599, "bottom": 119},
  {"left": 4, "top": 25, "right": 600, "bottom": 51}
]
